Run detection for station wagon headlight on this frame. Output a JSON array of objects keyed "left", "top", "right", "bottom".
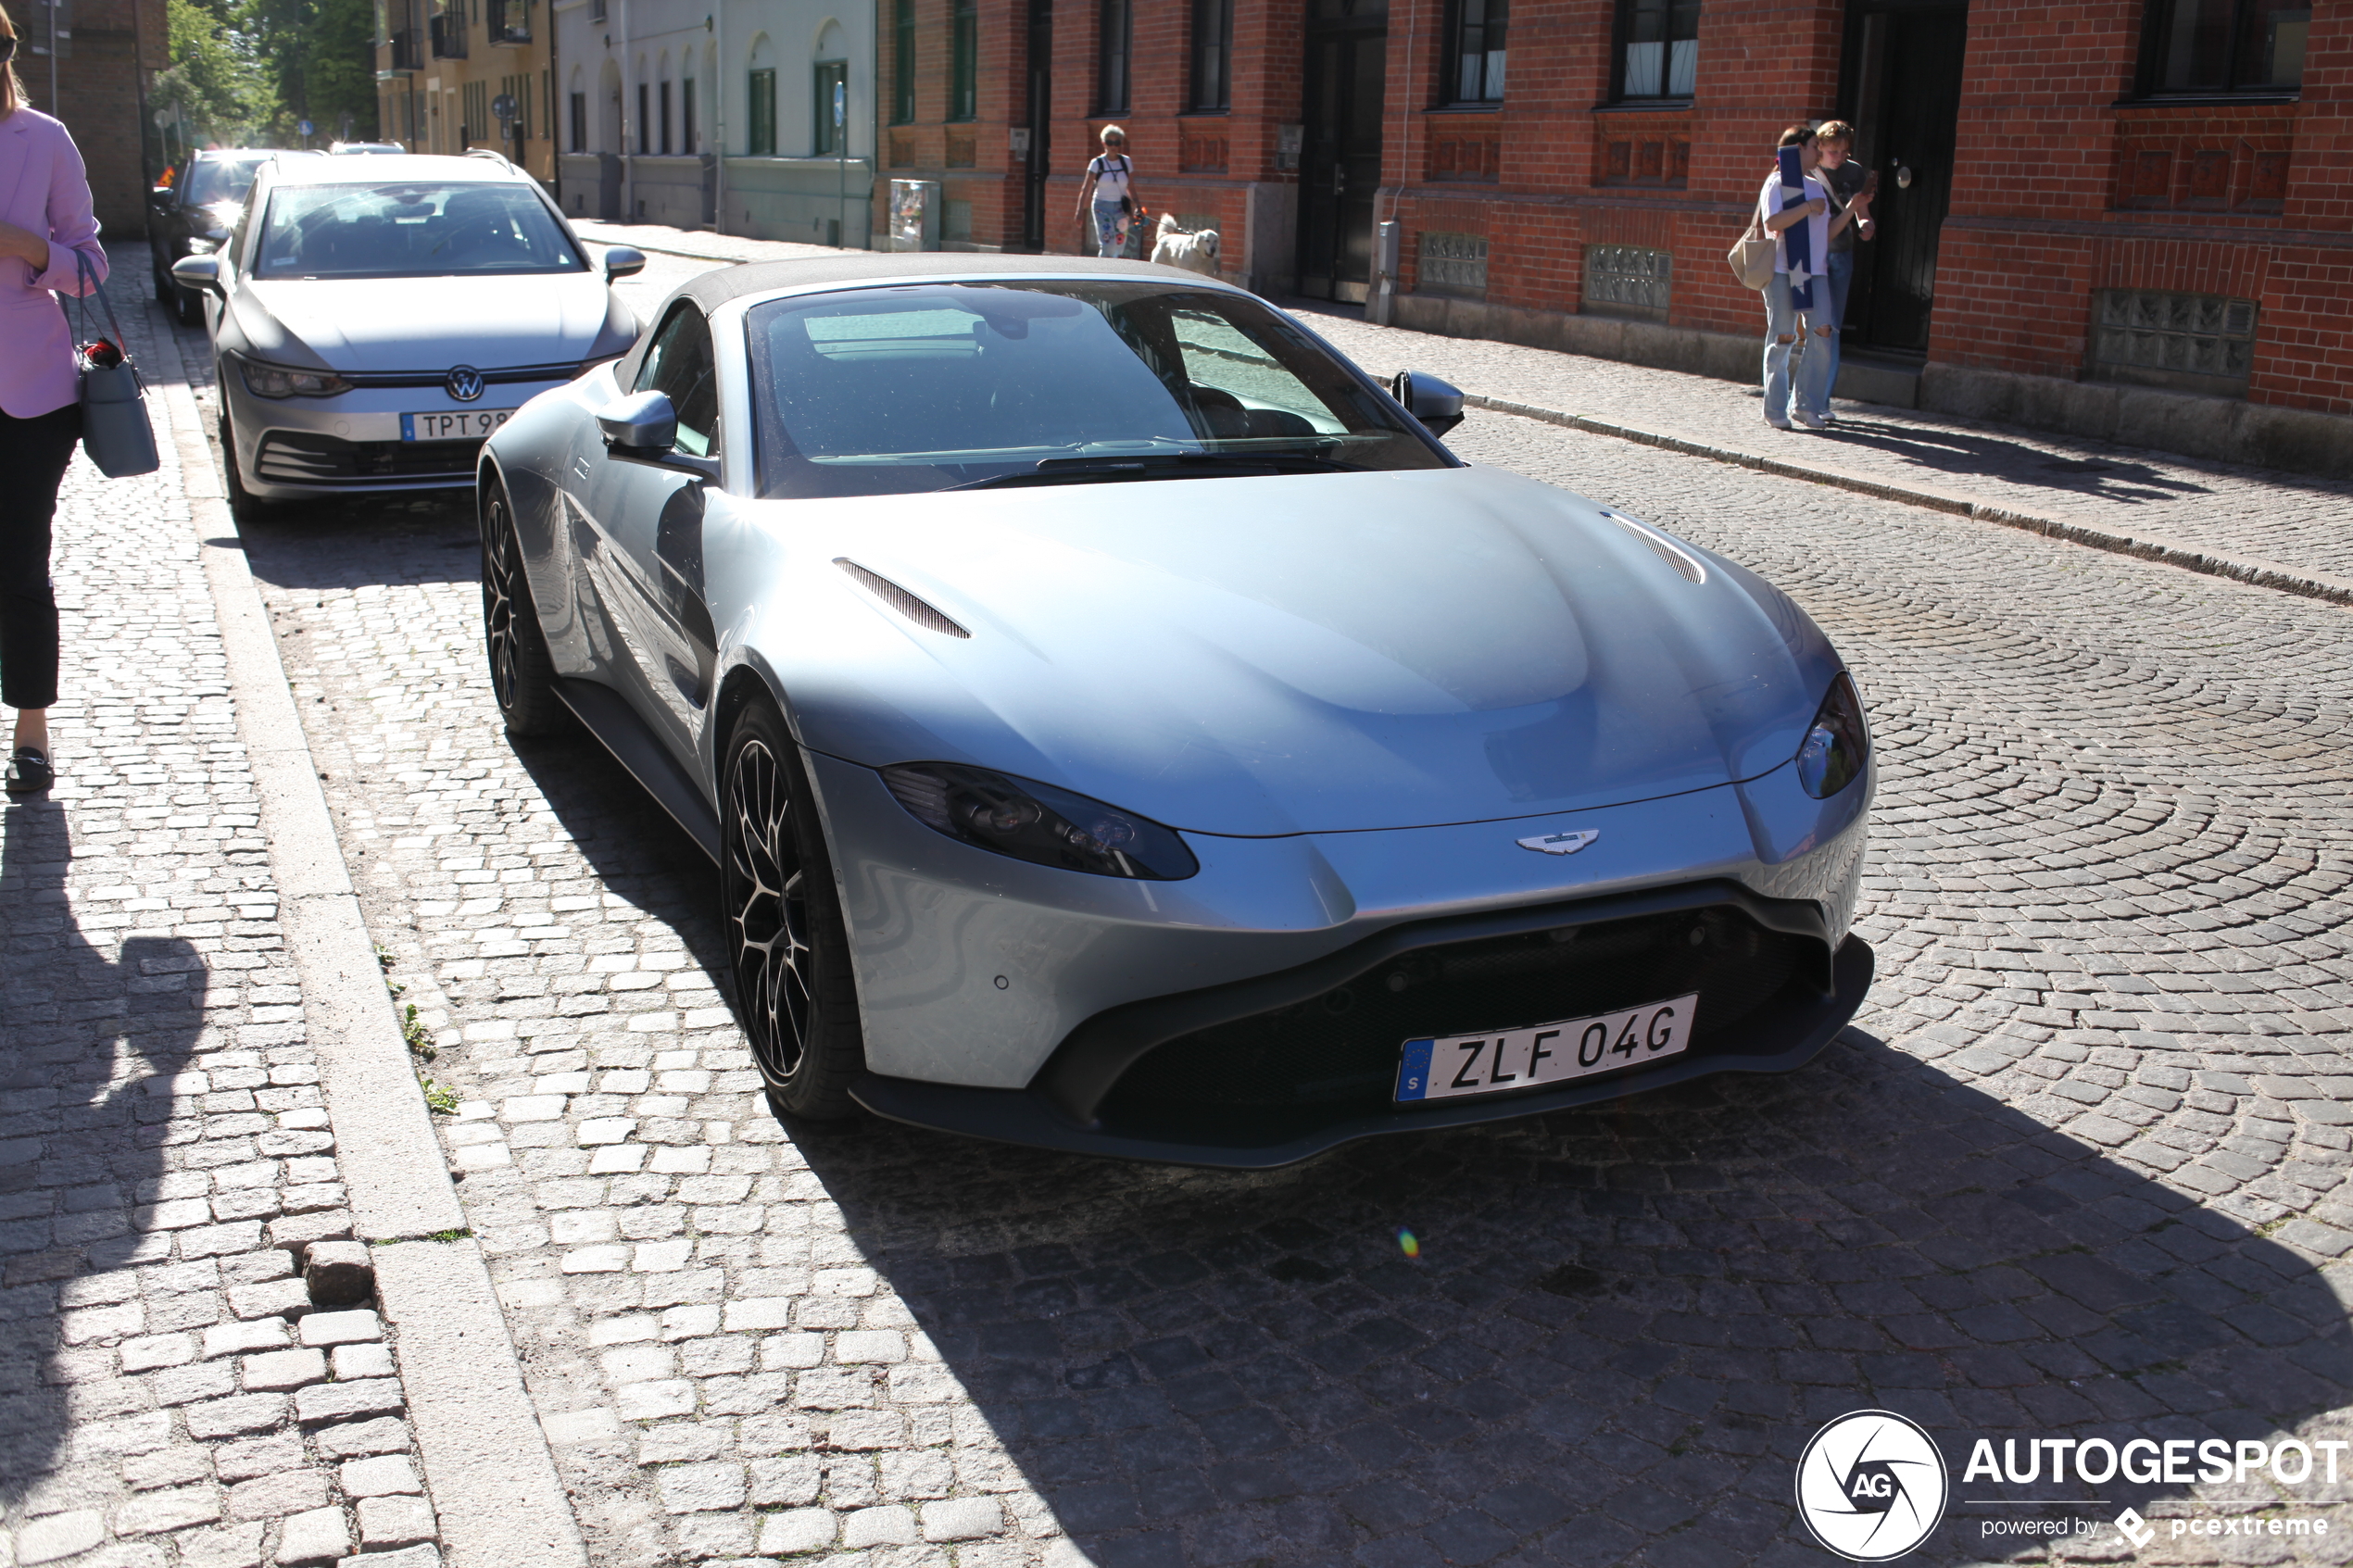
[
  {"left": 1795, "top": 672, "right": 1869, "bottom": 799},
  {"left": 235, "top": 357, "right": 353, "bottom": 399},
  {"left": 882, "top": 762, "right": 1200, "bottom": 881}
]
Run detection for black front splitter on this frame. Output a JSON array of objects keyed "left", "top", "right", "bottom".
[{"left": 849, "top": 934, "right": 1874, "bottom": 1170}]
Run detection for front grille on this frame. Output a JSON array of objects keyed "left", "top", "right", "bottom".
[
  {"left": 1094, "top": 903, "right": 1822, "bottom": 1141},
  {"left": 255, "top": 431, "right": 480, "bottom": 483}
]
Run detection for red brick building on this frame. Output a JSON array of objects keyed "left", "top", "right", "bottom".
[
  {"left": 881, "top": 0, "right": 2352, "bottom": 473},
  {"left": 16, "top": 0, "right": 170, "bottom": 240}
]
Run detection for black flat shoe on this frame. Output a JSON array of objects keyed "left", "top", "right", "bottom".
[{"left": 6, "top": 747, "right": 53, "bottom": 795}]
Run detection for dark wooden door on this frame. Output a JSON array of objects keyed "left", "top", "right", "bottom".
[
  {"left": 1020, "top": 0, "right": 1051, "bottom": 251},
  {"left": 1298, "top": 0, "right": 1387, "bottom": 302},
  {"left": 1842, "top": 5, "right": 1969, "bottom": 352}
]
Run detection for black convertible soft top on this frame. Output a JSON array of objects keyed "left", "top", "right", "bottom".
[{"left": 616, "top": 250, "right": 1225, "bottom": 386}]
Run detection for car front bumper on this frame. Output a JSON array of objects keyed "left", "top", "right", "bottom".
[
  {"left": 809, "top": 740, "right": 1873, "bottom": 1165},
  {"left": 221, "top": 368, "right": 576, "bottom": 501}
]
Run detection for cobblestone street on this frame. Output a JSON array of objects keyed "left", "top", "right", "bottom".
[{"left": 8, "top": 249, "right": 2353, "bottom": 1568}]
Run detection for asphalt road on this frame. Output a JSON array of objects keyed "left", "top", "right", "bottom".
[{"left": 170, "top": 259, "right": 2353, "bottom": 1568}]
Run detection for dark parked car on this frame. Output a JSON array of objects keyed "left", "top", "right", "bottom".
[{"left": 147, "top": 150, "right": 315, "bottom": 323}]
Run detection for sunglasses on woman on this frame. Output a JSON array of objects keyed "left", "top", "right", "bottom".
[{"left": 0, "top": 35, "right": 19, "bottom": 62}]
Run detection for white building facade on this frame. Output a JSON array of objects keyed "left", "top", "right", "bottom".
[{"left": 551, "top": 0, "right": 874, "bottom": 246}]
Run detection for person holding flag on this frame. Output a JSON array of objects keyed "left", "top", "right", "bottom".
[{"left": 1756, "top": 126, "right": 1858, "bottom": 432}]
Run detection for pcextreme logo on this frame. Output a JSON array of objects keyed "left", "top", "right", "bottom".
[{"left": 1795, "top": 1411, "right": 1950, "bottom": 1562}]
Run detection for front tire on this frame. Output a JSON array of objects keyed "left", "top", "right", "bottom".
[
  {"left": 478, "top": 481, "right": 569, "bottom": 735},
  {"left": 722, "top": 699, "right": 865, "bottom": 1121},
  {"left": 219, "top": 408, "right": 274, "bottom": 525}
]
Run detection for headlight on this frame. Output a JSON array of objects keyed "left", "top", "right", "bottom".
[
  {"left": 236, "top": 358, "right": 353, "bottom": 399},
  {"left": 882, "top": 762, "right": 1200, "bottom": 881},
  {"left": 1794, "top": 671, "right": 1869, "bottom": 799}
]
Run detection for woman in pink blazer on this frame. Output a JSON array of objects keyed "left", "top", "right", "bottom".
[{"left": 0, "top": 4, "right": 107, "bottom": 795}]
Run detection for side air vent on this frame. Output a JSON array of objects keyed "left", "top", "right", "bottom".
[
  {"left": 1602, "top": 511, "right": 1707, "bottom": 584},
  {"left": 835, "top": 558, "right": 972, "bottom": 639}
]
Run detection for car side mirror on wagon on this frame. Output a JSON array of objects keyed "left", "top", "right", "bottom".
[
  {"left": 1391, "top": 370, "right": 1466, "bottom": 437},
  {"left": 597, "top": 391, "right": 721, "bottom": 483},
  {"left": 602, "top": 245, "right": 647, "bottom": 281},
  {"left": 171, "top": 255, "right": 225, "bottom": 295}
]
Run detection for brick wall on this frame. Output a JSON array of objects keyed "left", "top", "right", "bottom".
[
  {"left": 879, "top": 0, "right": 2353, "bottom": 419},
  {"left": 19, "top": 0, "right": 170, "bottom": 241}
]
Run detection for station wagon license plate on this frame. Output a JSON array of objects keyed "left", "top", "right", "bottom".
[
  {"left": 1395, "top": 993, "right": 1697, "bottom": 1102},
  {"left": 402, "top": 409, "right": 515, "bottom": 442}
]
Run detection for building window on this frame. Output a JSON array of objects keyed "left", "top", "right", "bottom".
[
  {"left": 1189, "top": 0, "right": 1233, "bottom": 111},
  {"left": 950, "top": 0, "right": 978, "bottom": 120},
  {"left": 1616, "top": 0, "right": 1698, "bottom": 100},
  {"left": 1584, "top": 245, "right": 1671, "bottom": 320},
  {"left": 1418, "top": 232, "right": 1489, "bottom": 298},
  {"left": 2090, "top": 288, "right": 2259, "bottom": 393},
  {"left": 2139, "top": 0, "right": 2307, "bottom": 94},
  {"left": 748, "top": 68, "right": 775, "bottom": 155},
  {"left": 1098, "top": 0, "right": 1131, "bottom": 113},
  {"left": 635, "top": 82, "right": 648, "bottom": 152},
  {"left": 891, "top": 0, "right": 914, "bottom": 123},
  {"left": 814, "top": 60, "right": 848, "bottom": 154},
  {"left": 570, "top": 91, "right": 585, "bottom": 150},
  {"left": 683, "top": 79, "right": 697, "bottom": 154},
  {"left": 659, "top": 81, "right": 673, "bottom": 154},
  {"left": 1445, "top": 0, "right": 1506, "bottom": 104}
]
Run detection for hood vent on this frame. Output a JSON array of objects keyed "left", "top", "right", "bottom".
[
  {"left": 835, "top": 558, "right": 972, "bottom": 639},
  {"left": 1603, "top": 512, "right": 1707, "bottom": 584}
]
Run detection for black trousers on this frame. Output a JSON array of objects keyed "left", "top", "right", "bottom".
[{"left": 0, "top": 403, "right": 81, "bottom": 712}]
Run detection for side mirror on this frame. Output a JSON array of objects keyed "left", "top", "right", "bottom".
[
  {"left": 1391, "top": 370, "right": 1466, "bottom": 437},
  {"left": 597, "top": 390, "right": 720, "bottom": 482},
  {"left": 171, "top": 254, "right": 225, "bottom": 295},
  {"left": 602, "top": 245, "right": 647, "bottom": 281}
]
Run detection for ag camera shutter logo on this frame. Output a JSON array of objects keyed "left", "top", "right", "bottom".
[{"left": 1795, "top": 1410, "right": 1949, "bottom": 1561}]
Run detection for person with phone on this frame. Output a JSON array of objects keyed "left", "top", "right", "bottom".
[
  {"left": 1814, "top": 120, "right": 1876, "bottom": 421},
  {"left": 1073, "top": 125, "right": 1142, "bottom": 259},
  {"left": 0, "top": 2, "right": 109, "bottom": 795},
  {"left": 1757, "top": 125, "right": 1861, "bottom": 432}
]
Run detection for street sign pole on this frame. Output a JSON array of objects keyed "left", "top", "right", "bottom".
[{"left": 834, "top": 78, "right": 846, "bottom": 249}]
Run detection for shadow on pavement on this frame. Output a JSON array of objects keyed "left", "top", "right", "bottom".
[
  {"left": 0, "top": 802, "right": 211, "bottom": 1510},
  {"left": 787, "top": 1023, "right": 2352, "bottom": 1566}
]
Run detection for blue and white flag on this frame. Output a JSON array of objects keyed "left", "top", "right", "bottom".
[{"left": 1778, "top": 144, "right": 1816, "bottom": 314}]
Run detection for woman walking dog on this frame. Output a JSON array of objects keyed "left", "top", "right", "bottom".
[
  {"left": 0, "top": 1, "right": 107, "bottom": 794},
  {"left": 1073, "top": 125, "right": 1144, "bottom": 259}
]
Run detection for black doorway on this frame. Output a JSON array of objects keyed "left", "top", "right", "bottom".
[
  {"left": 1840, "top": 2, "right": 1969, "bottom": 353},
  {"left": 1298, "top": 0, "right": 1388, "bottom": 302},
  {"left": 1020, "top": 0, "right": 1052, "bottom": 251}
]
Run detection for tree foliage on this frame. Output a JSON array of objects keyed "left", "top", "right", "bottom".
[
  {"left": 151, "top": 0, "right": 279, "bottom": 148},
  {"left": 246, "top": 0, "right": 380, "bottom": 144}
]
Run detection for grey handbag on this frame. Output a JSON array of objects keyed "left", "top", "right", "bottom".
[{"left": 69, "top": 251, "right": 161, "bottom": 479}]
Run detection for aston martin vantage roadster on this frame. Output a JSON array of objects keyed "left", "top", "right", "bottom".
[{"left": 476, "top": 253, "right": 1875, "bottom": 1167}]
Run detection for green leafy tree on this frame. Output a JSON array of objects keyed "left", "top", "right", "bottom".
[
  {"left": 245, "top": 0, "right": 379, "bottom": 144},
  {"left": 151, "top": 0, "right": 281, "bottom": 148}
]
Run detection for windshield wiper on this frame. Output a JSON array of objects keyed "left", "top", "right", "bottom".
[{"left": 950, "top": 450, "right": 1358, "bottom": 491}]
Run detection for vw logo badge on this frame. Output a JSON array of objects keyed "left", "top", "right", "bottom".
[
  {"left": 1794, "top": 1410, "right": 1948, "bottom": 1561},
  {"left": 446, "top": 365, "right": 485, "bottom": 402}
]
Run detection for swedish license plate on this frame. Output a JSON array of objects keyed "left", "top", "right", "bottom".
[
  {"left": 402, "top": 409, "right": 514, "bottom": 441},
  {"left": 1395, "top": 993, "right": 1697, "bottom": 1102}
]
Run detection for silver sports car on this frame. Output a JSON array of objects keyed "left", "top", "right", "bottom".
[{"left": 477, "top": 254, "right": 1874, "bottom": 1167}]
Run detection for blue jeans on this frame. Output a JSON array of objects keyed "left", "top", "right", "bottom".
[
  {"left": 1822, "top": 251, "right": 1855, "bottom": 404},
  {"left": 1092, "top": 200, "right": 1131, "bottom": 258},
  {"left": 1762, "top": 271, "right": 1834, "bottom": 423}
]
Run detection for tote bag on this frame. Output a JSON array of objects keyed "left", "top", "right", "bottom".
[
  {"left": 1727, "top": 218, "right": 1777, "bottom": 291},
  {"left": 71, "top": 252, "right": 162, "bottom": 479}
]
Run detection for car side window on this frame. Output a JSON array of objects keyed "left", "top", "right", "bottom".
[{"left": 635, "top": 306, "right": 720, "bottom": 458}]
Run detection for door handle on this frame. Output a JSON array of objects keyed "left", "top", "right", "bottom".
[{"left": 1334, "top": 168, "right": 1347, "bottom": 195}]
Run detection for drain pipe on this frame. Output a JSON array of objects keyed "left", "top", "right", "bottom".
[
  {"left": 711, "top": 8, "right": 726, "bottom": 234},
  {"left": 620, "top": 0, "right": 634, "bottom": 222}
]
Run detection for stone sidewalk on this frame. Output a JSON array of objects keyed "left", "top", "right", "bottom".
[{"left": 3, "top": 267, "right": 440, "bottom": 1568}]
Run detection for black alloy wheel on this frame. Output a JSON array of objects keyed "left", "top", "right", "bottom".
[
  {"left": 478, "top": 483, "right": 568, "bottom": 734},
  {"left": 723, "top": 700, "right": 864, "bottom": 1121}
]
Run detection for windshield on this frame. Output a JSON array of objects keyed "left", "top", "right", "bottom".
[
  {"left": 253, "top": 182, "right": 585, "bottom": 280},
  {"left": 185, "top": 157, "right": 269, "bottom": 207},
  {"left": 744, "top": 282, "right": 1451, "bottom": 499}
]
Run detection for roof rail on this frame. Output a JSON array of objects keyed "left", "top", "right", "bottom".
[{"left": 463, "top": 148, "right": 516, "bottom": 169}]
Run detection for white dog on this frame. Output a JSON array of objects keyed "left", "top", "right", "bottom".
[{"left": 1151, "top": 214, "right": 1222, "bottom": 278}]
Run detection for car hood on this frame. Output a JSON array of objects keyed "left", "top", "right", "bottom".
[
  {"left": 229, "top": 272, "right": 634, "bottom": 372},
  {"left": 731, "top": 464, "right": 1845, "bottom": 837}
]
